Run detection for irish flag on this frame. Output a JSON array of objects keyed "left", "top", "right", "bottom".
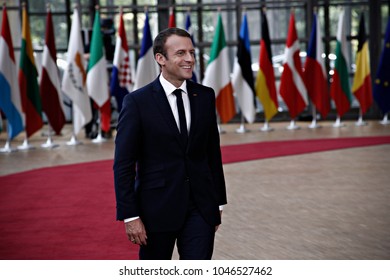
[
  {"left": 352, "top": 14, "right": 372, "bottom": 115},
  {"left": 19, "top": 5, "right": 43, "bottom": 137},
  {"left": 203, "top": 14, "right": 236, "bottom": 123},
  {"left": 330, "top": 9, "right": 352, "bottom": 117},
  {"left": 255, "top": 9, "right": 278, "bottom": 122}
]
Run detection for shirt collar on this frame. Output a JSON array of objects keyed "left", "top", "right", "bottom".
[{"left": 159, "top": 74, "right": 188, "bottom": 97}]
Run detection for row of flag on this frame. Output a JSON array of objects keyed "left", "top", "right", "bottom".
[
  {"left": 1, "top": 7, "right": 390, "bottom": 146},
  {"left": 234, "top": 10, "right": 390, "bottom": 129}
]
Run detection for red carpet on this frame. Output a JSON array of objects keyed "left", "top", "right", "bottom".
[
  {"left": 221, "top": 136, "right": 390, "bottom": 163},
  {"left": 0, "top": 136, "right": 389, "bottom": 260}
]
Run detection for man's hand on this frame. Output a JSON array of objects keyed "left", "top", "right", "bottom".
[
  {"left": 215, "top": 210, "right": 223, "bottom": 232},
  {"left": 125, "top": 218, "right": 147, "bottom": 245}
]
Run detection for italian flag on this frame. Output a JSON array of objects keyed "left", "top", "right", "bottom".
[
  {"left": 330, "top": 9, "right": 352, "bottom": 117},
  {"left": 86, "top": 9, "right": 110, "bottom": 132},
  {"left": 87, "top": 9, "right": 109, "bottom": 107},
  {"left": 19, "top": 5, "right": 43, "bottom": 137},
  {"left": 203, "top": 14, "right": 236, "bottom": 123}
]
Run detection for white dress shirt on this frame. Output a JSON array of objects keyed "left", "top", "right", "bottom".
[{"left": 159, "top": 74, "right": 191, "bottom": 133}]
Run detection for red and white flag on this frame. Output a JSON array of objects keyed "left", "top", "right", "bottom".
[
  {"left": 168, "top": 7, "right": 176, "bottom": 28},
  {"left": 279, "top": 11, "right": 308, "bottom": 119},
  {"left": 110, "top": 10, "right": 132, "bottom": 112},
  {"left": 40, "top": 8, "right": 66, "bottom": 135}
]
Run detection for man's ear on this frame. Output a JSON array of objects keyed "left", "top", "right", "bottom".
[{"left": 155, "top": 53, "right": 165, "bottom": 66}]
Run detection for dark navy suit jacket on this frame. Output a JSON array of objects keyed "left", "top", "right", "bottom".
[{"left": 113, "top": 77, "right": 227, "bottom": 232}]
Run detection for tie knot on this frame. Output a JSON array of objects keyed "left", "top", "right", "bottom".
[{"left": 172, "top": 89, "right": 182, "bottom": 98}]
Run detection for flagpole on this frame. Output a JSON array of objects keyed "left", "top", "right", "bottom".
[
  {"left": 17, "top": 132, "right": 35, "bottom": 150},
  {"left": 333, "top": 115, "right": 345, "bottom": 127},
  {"left": 308, "top": 106, "right": 321, "bottom": 128},
  {"left": 0, "top": 139, "right": 17, "bottom": 153},
  {"left": 217, "top": 114, "right": 226, "bottom": 134},
  {"left": 379, "top": 113, "right": 390, "bottom": 125},
  {"left": 286, "top": 119, "right": 300, "bottom": 130},
  {"left": 41, "top": 124, "right": 59, "bottom": 148},
  {"left": 355, "top": 108, "right": 367, "bottom": 126},
  {"left": 92, "top": 110, "right": 107, "bottom": 143},
  {"left": 260, "top": 120, "right": 273, "bottom": 132},
  {"left": 67, "top": 117, "right": 82, "bottom": 146},
  {"left": 67, "top": 134, "right": 81, "bottom": 145},
  {"left": 236, "top": 114, "right": 249, "bottom": 133}
]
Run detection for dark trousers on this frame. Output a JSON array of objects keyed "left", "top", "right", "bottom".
[{"left": 139, "top": 206, "right": 215, "bottom": 260}]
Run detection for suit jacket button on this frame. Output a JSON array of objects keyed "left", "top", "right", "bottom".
[{"left": 185, "top": 177, "right": 190, "bottom": 182}]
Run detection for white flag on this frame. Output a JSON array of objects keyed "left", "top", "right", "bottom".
[{"left": 61, "top": 8, "right": 92, "bottom": 135}]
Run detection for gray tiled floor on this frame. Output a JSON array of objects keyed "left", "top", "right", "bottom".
[{"left": 1, "top": 121, "right": 390, "bottom": 259}]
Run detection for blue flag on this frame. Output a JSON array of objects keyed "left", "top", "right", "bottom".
[
  {"left": 0, "top": 7, "right": 24, "bottom": 140},
  {"left": 110, "top": 12, "right": 132, "bottom": 112},
  {"left": 185, "top": 12, "right": 198, "bottom": 83},
  {"left": 373, "top": 18, "right": 390, "bottom": 114},
  {"left": 133, "top": 12, "right": 159, "bottom": 90}
]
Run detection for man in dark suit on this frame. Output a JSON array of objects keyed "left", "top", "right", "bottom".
[{"left": 113, "top": 27, "right": 227, "bottom": 260}]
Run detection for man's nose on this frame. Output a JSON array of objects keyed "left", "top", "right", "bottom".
[{"left": 185, "top": 52, "right": 195, "bottom": 61}]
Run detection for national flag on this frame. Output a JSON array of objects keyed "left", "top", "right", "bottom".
[
  {"left": 133, "top": 12, "right": 159, "bottom": 91},
  {"left": 0, "top": 6, "right": 24, "bottom": 139},
  {"left": 87, "top": 9, "right": 109, "bottom": 107},
  {"left": 110, "top": 10, "right": 132, "bottom": 112},
  {"left": 86, "top": 9, "right": 110, "bottom": 132},
  {"left": 203, "top": 14, "right": 236, "bottom": 123},
  {"left": 330, "top": 9, "right": 353, "bottom": 117},
  {"left": 232, "top": 13, "right": 256, "bottom": 123},
  {"left": 39, "top": 8, "right": 66, "bottom": 135},
  {"left": 352, "top": 14, "right": 373, "bottom": 115},
  {"left": 62, "top": 8, "right": 92, "bottom": 135},
  {"left": 373, "top": 17, "right": 390, "bottom": 114},
  {"left": 255, "top": 9, "right": 278, "bottom": 122},
  {"left": 168, "top": 7, "right": 176, "bottom": 28},
  {"left": 279, "top": 11, "right": 308, "bottom": 119},
  {"left": 19, "top": 5, "right": 43, "bottom": 137},
  {"left": 303, "top": 12, "right": 330, "bottom": 119},
  {"left": 185, "top": 12, "right": 198, "bottom": 83}
]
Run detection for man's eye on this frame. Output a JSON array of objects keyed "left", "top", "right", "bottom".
[{"left": 176, "top": 51, "right": 184, "bottom": 56}]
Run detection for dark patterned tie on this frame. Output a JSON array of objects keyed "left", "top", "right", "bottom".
[{"left": 172, "top": 89, "right": 188, "bottom": 145}]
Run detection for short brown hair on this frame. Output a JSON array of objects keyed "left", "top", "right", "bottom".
[{"left": 153, "top": 28, "right": 191, "bottom": 57}]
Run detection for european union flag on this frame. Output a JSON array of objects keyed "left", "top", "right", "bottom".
[{"left": 373, "top": 18, "right": 390, "bottom": 114}]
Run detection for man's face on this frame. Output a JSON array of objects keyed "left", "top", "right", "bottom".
[{"left": 156, "top": 35, "right": 195, "bottom": 87}]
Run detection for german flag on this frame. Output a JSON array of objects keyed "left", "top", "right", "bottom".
[{"left": 255, "top": 9, "right": 278, "bottom": 121}]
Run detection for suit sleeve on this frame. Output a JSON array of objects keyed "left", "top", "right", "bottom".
[
  {"left": 207, "top": 88, "right": 228, "bottom": 206},
  {"left": 113, "top": 93, "right": 141, "bottom": 220}
]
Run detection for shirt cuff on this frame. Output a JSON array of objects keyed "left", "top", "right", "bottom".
[
  {"left": 219, "top": 205, "right": 224, "bottom": 211},
  {"left": 124, "top": 216, "right": 139, "bottom": 223}
]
